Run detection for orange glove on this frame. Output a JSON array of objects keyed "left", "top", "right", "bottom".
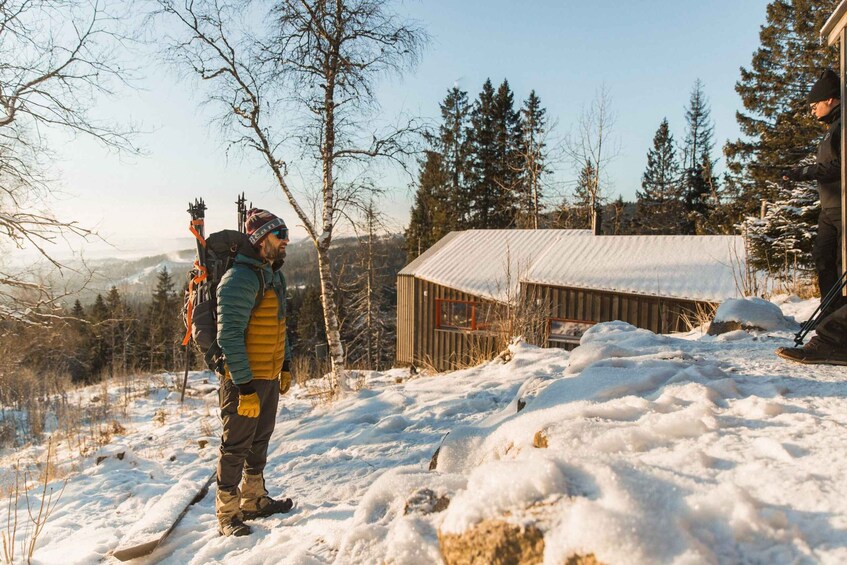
[
  {"left": 237, "top": 392, "right": 260, "bottom": 418},
  {"left": 280, "top": 371, "right": 292, "bottom": 394}
]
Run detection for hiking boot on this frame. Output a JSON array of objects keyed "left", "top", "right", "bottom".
[
  {"left": 218, "top": 516, "right": 252, "bottom": 537},
  {"left": 216, "top": 487, "right": 251, "bottom": 536},
  {"left": 241, "top": 496, "right": 294, "bottom": 520},
  {"left": 776, "top": 337, "right": 847, "bottom": 366},
  {"left": 241, "top": 473, "right": 294, "bottom": 520}
]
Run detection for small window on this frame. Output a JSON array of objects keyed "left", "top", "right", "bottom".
[
  {"left": 436, "top": 299, "right": 493, "bottom": 331},
  {"left": 548, "top": 318, "right": 594, "bottom": 345},
  {"left": 439, "top": 300, "right": 473, "bottom": 330}
]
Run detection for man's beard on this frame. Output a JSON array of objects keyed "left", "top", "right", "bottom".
[{"left": 262, "top": 240, "right": 287, "bottom": 262}]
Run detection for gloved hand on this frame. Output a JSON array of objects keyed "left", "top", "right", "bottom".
[
  {"left": 237, "top": 392, "right": 260, "bottom": 418},
  {"left": 280, "top": 371, "right": 292, "bottom": 394},
  {"left": 782, "top": 167, "right": 805, "bottom": 181}
]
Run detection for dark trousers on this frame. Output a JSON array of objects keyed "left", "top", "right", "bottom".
[
  {"left": 217, "top": 378, "right": 279, "bottom": 492},
  {"left": 814, "top": 207, "right": 845, "bottom": 317}
]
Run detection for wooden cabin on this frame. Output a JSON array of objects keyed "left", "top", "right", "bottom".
[{"left": 396, "top": 230, "right": 746, "bottom": 372}]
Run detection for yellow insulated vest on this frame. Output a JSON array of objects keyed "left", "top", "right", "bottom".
[{"left": 244, "top": 289, "right": 287, "bottom": 379}]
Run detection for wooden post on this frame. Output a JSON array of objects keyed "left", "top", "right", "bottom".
[
  {"left": 842, "top": 28, "right": 847, "bottom": 296},
  {"left": 822, "top": 1, "right": 847, "bottom": 296}
]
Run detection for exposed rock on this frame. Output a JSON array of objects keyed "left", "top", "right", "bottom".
[
  {"left": 516, "top": 399, "right": 526, "bottom": 412},
  {"left": 532, "top": 430, "right": 548, "bottom": 449},
  {"left": 404, "top": 488, "right": 450, "bottom": 515},
  {"left": 438, "top": 519, "right": 544, "bottom": 565},
  {"left": 706, "top": 320, "right": 756, "bottom": 336},
  {"left": 198, "top": 439, "right": 209, "bottom": 449}
]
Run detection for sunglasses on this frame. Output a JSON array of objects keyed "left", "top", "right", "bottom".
[{"left": 270, "top": 227, "right": 289, "bottom": 240}]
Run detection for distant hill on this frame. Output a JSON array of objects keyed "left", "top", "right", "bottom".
[{"left": 61, "top": 234, "right": 408, "bottom": 306}]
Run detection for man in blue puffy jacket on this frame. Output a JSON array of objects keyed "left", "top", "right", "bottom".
[{"left": 215, "top": 208, "right": 295, "bottom": 537}]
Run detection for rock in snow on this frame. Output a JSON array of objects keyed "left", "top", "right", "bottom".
[{"left": 708, "top": 297, "right": 796, "bottom": 335}]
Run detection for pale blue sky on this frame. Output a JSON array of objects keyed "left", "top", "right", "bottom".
[{"left": 45, "top": 0, "right": 771, "bottom": 259}]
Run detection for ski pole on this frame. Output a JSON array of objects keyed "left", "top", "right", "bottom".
[{"left": 794, "top": 269, "right": 847, "bottom": 345}]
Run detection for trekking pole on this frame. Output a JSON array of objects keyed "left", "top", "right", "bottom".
[
  {"left": 237, "top": 193, "right": 247, "bottom": 233},
  {"left": 794, "top": 269, "right": 847, "bottom": 346},
  {"left": 182, "top": 199, "right": 208, "bottom": 403}
]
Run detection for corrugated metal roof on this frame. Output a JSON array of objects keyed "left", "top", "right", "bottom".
[
  {"left": 400, "top": 230, "right": 746, "bottom": 304},
  {"left": 525, "top": 235, "right": 746, "bottom": 303},
  {"left": 398, "top": 231, "right": 462, "bottom": 276},
  {"left": 400, "top": 229, "right": 592, "bottom": 303}
]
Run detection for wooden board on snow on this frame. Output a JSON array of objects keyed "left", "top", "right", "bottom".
[{"left": 112, "top": 472, "right": 215, "bottom": 561}]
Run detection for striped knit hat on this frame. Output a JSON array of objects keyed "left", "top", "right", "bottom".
[{"left": 245, "top": 208, "right": 287, "bottom": 246}]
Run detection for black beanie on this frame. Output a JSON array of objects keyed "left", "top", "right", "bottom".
[{"left": 807, "top": 69, "right": 841, "bottom": 103}]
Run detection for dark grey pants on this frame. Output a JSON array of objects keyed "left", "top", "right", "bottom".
[
  {"left": 814, "top": 207, "right": 845, "bottom": 317},
  {"left": 217, "top": 378, "right": 279, "bottom": 493}
]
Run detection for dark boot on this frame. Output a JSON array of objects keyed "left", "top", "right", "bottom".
[
  {"left": 776, "top": 336, "right": 847, "bottom": 366},
  {"left": 241, "top": 473, "right": 294, "bottom": 520}
]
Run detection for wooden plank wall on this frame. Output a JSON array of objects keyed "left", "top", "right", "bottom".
[
  {"left": 396, "top": 275, "right": 416, "bottom": 365},
  {"left": 522, "top": 283, "right": 712, "bottom": 340},
  {"left": 396, "top": 276, "right": 715, "bottom": 371},
  {"left": 407, "top": 278, "right": 505, "bottom": 372}
]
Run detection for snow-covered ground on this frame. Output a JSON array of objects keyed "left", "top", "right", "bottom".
[{"left": 2, "top": 296, "right": 847, "bottom": 564}]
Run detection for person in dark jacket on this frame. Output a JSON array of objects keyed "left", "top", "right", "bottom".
[
  {"left": 778, "top": 69, "right": 847, "bottom": 365},
  {"left": 215, "top": 208, "right": 294, "bottom": 537}
]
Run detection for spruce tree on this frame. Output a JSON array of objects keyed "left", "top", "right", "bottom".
[
  {"left": 468, "top": 79, "right": 499, "bottom": 228},
  {"left": 681, "top": 80, "right": 717, "bottom": 234},
  {"left": 491, "top": 79, "right": 522, "bottom": 226},
  {"left": 468, "top": 79, "right": 522, "bottom": 228},
  {"left": 405, "top": 150, "right": 451, "bottom": 260},
  {"left": 635, "top": 119, "right": 683, "bottom": 234},
  {"left": 88, "top": 294, "right": 110, "bottom": 378},
  {"left": 71, "top": 299, "right": 85, "bottom": 319},
  {"left": 148, "top": 267, "right": 179, "bottom": 371},
  {"left": 570, "top": 160, "right": 596, "bottom": 230},
  {"left": 439, "top": 87, "right": 472, "bottom": 227},
  {"left": 517, "top": 90, "right": 547, "bottom": 228},
  {"left": 741, "top": 179, "right": 819, "bottom": 280},
  {"left": 725, "top": 0, "right": 839, "bottom": 213}
]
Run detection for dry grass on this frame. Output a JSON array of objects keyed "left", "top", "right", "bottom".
[{"left": 680, "top": 303, "right": 719, "bottom": 333}]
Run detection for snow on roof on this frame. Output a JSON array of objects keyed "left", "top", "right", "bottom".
[
  {"left": 399, "top": 229, "right": 592, "bottom": 303},
  {"left": 526, "top": 235, "right": 746, "bottom": 302},
  {"left": 401, "top": 231, "right": 746, "bottom": 303}
]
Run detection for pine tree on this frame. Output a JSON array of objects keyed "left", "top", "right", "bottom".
[
  {"left": 439, "top": 87, "right": 472, "bottom": 227},
  {"left": 347, "top": 204, "right": 393, "bottom": 370},
  {"left": 681, "top": 80, "right": 717, "bottom": 234},
  {"left": 516, "top": 90, "right": 548, "bottom": 228},
  {"left": 468, "top": 79, "right": 498, "bottom": 228},
  {"left": 569, "top": 159, "right": 596, "bottom": 229},
  {"left": 725, "top": 0, "right": 839, "bottom": 214},
  {"left": 467, "top": 79, "right": 521, "bottom": 228},
  {"left": 71, "top": 300, "right": 85, "bottom": 319},
  {"left": 296, "top": 286, "right": 326, "bottom": 355},
  {"left": 741, "top": 179, "right": 819, "bottom": 281},
  {"left": 88, "top": 294, "right": 110, "bottom": 378},
  {"left": 635, "top": 118, "right": 684, "bottom": 234},
  {"left": 405, "top": 150, "right": 451, "bottom": 260},
  {"left": 148, "top": 267, "right": 179, "bottom": 372}
]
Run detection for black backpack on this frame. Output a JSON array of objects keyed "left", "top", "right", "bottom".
[{"left": 183, "top": 229, "right": 264, "bottom": 371}]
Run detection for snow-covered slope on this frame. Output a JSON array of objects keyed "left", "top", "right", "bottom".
[{"left": 2, "top": 298, "right": 847, "bottom": 564}]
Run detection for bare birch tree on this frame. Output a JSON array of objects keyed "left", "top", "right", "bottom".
[
  {"left": 0, "top": 0, "right": 136, "bottom": 319},
  {"left": 565, "top": 85, "right": 619, "bottom": 233},
  {"left": 153, "top": 0, "right": 425, "bottom": 391}
]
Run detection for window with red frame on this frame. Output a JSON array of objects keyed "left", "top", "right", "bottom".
[{"left": 436, "top": 299, "right": 493, "bottom": 331}]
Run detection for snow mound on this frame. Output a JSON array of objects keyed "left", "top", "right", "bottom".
[{"left": 713, "top": 297, "right": 795, "bottom": 331}]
